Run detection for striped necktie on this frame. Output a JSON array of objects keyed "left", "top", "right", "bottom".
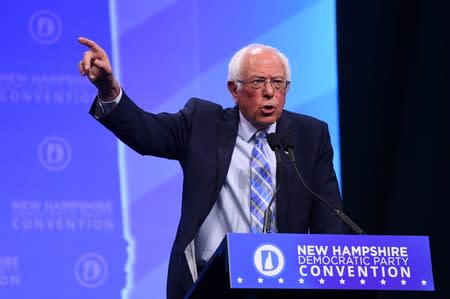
[{"left": 250, "top": 130, "right": 273, "bottom": 233}]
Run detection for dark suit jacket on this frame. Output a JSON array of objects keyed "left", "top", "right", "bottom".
[{"left": 91, "top": 91, "right": 347, "bottom": 299}]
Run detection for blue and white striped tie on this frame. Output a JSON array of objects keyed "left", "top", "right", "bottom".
[{"left": 250, "top": 131, "right": 273, "bottom": 233}]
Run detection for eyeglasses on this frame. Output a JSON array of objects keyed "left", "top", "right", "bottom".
[{"left": 236, "top": 78, "right": 290, "bottom": 90}]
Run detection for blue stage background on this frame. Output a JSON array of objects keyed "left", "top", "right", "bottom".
[{"left": 0, "top": 1, "right": 340, "bottom": 298}]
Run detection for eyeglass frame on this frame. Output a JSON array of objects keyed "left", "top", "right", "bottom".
[{"left": 236, "top": 77, "right": 290, "bottom": 90}]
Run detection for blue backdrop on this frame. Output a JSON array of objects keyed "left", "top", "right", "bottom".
[{"left": 0, "top": 1, "right": 340, "bottom": 298}]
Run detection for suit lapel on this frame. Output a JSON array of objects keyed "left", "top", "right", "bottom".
[
  {"left": 214, "top": 106, "right": 239, "bottom": 201},
  {"left": 275, "top": 112, "right": 296, "bottom": 231}
]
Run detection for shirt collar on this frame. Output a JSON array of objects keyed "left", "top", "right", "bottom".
[{"left": 238, "top": 110, "right": 276, "bottom": 143}]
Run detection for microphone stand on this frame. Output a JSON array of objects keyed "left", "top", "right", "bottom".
[{"left": 282, "top": 136, "right": 366, "bottom": 235}]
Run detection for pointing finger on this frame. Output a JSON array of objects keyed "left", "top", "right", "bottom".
[{"left": 78, "top": 36, "right": 103, "bottom": 54}]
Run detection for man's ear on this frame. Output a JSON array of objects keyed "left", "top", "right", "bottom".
[{"left": 227, "top": 81, "right": 239, "bottom": 103}]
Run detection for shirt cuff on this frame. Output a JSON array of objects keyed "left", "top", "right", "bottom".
[{"left": 95, "top": 88, "right": 123, "bottom": 118}]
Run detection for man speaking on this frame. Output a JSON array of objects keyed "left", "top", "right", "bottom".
[{"left": 78, "top": 36, "right": 347, "bottom": 299}]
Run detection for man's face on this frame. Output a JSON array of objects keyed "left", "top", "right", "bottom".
[{"left": 228, "top": 48, "right": 288, "bottom": 130}]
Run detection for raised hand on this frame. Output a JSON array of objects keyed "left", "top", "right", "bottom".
[{"left": 78, "top": 37, "right": 120, "bottom": 101}]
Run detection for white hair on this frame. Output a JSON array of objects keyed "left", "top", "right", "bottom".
[{"left": 227, "top": 43, "right": 291, "bottom": 82}]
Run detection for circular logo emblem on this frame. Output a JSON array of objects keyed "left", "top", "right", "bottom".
[
  {"left": 38, "top": 136, "right": 72, "bottom": 171},
  {"left": 75, "top": 253, "right": 108, "bottom": 288},
  {"left": 253, "top": 244, "right": 285, "bottom": 277},
  {"left": 28, "top": 10, "right": 63, "bottom": 45}
]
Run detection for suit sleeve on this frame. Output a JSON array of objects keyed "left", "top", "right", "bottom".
[{"left": 89, "top": 90, "right": 194, "bottom": 160}]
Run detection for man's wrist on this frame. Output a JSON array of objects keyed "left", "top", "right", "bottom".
[
  {"left": 99, "top": 81, "right": 121, "bottom": 101},
  {"left": 98, "top": 87, "right": 122, "bottom": 104}
]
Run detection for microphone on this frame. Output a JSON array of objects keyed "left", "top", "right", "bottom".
[
  {"left": 263, "top": 133, "right": 283, "bottom": 233},
  {"left": 281, "top": 135, "right": 366, "bottom": 235}
]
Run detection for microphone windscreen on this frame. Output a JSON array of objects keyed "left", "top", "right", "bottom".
[
  {"left": 267, "top": 133, "right": 282, "bottom": 150},
  {"left": 281, "top": 135, "right": 294, "bottom": 149}
]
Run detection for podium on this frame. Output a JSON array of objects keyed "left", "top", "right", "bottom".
[{"left": 185, "top": 233, "right": 434, "bottom": 299}]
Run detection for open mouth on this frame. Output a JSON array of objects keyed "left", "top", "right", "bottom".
[{"left": 261, "top": 105, "right": 276, "bottom": 115}]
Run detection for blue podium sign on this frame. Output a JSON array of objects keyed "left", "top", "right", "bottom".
[{"left": 226, "top": 233, "right": 434, "bottom": 291}]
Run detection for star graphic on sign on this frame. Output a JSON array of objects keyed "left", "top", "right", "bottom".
[
  {"left": 237, "top": 277, "right": 243, "bottom": 284},
  {"left": 421, "top": 280, "right": 427, "bottom": 286},
  {"left": 380, "top": 279, "right": 386, "bottom": 285},
  {"left": 319, "top": 278, "right": 325, "bottom": 284},
  {"left": 278, "top": 277, "right": 284, "bottom": 284},
  {"left": 360, "top": 279, "right": 366, "bottom": 285},
  {"left": 339, "top": 278, "right": 345, "bottom": 285},
  {"left": 298, "top": 278, "right": 305, "bottom": 284},
  {"left": 401, "top": 279, "right": 407, "bottom": 286},
  {"left": 257, "top": 277, "right": 264, "bottom": 284}
]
